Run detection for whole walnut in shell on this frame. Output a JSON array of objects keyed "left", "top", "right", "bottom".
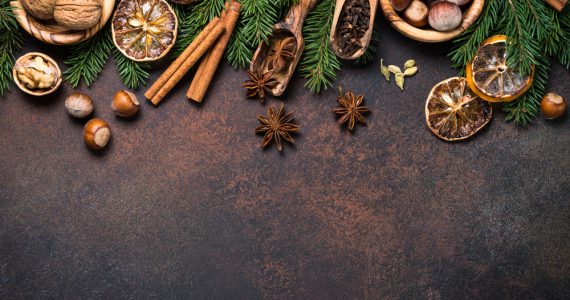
[
  {"left": 169, "top": 0, "right": 200, "bottom": 4},
  {"left": 21, "top": 0, "right": 56, "bottom": 20},
  {"left": 54, "top": 0, "right": 102, "bottom": 30}
]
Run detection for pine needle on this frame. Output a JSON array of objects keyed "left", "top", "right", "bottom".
[
  {"left": 112, "top": 49, "right": 150, "bottom": 90},
  {"left": 0, "top": 0, "right": 23, "bottom": 96}
]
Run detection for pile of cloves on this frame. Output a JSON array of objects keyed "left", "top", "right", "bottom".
[{"left": 336, "top": 0, "right": 370, "bottom": 56}]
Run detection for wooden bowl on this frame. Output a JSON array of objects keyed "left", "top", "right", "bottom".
[
  {"left": 13, "top": 52, "right": 62, "bottom": 96},
  {"left": 330, "top": 0, "right": 378, "bottom": 60},
  {"left": 10, "top": 0, "right": 116, "bottom": 45},
  {"left": 379, "top": 0, "right": 485, "bottom": 43}
]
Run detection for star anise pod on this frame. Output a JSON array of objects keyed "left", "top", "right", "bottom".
[
  {"left": 333, "top": 86, "right": 370, "bottom": 131},
  {"left": 242, "top": 70, "right": 279, "bottom": 103},
  {"left": 267, "top": 37, "right": 296, "bottom": 73},
  {"left": 255, "top": 103, "right": 300, "bottom": 151}
]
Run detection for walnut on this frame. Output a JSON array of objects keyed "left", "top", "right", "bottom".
[
  {"left": 54, "top": 0, "right": 102, "bottom": 30},
  {"left": 21, "top": 0, "right": 56, "bottom": 20}
]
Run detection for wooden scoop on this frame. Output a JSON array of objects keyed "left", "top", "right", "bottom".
[
  {"left": 249, "top": 0, "right": 317, "bottom": 96},
  {"left": 330, "top": 0, "right": 378, "bottom": 60}
]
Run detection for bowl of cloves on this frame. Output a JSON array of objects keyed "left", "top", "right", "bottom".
[
  {"left": 379, "top": 0, "right": 484, "bottom": 43},
  {"left": 330, "top": 0, "right": 378, "bottom": 60}
]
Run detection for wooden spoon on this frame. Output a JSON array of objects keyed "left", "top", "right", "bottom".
[
  {"left": 330, "top": 0, "right": 378, "bottom": 60},
  {"left": 250, "top": 0, "right": 317, "bottom": 96}
]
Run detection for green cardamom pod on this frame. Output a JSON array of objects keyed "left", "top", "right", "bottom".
[
  {"left": 404, "top": 59, "right": 416, "bottom": 69},
  {"left": 404, "top": 66, "right": 418, "bottom": 76},
  {"left": 388, "top": 65, "right": 402, "bottom": 74},
  {"left": 395, "top": 73, "right": 405, "bottom": 91},
  {"left": 380, "top": 59, "right": 390, "bottom": 81}
]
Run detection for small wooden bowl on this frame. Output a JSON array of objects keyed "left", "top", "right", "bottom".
[
  {"left": 330, "top": 0, "right": 378, "bottom": 60},
  {"left": 10, "top": 0, "right": 116, "bottom": 45},
  {"left": 13, "top": 52, "right": 62, "bottom": 96},
  {"left": 379, "top": 0, "right": 485, "bottom": 43}
]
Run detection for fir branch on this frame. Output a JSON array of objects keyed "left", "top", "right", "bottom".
[
  {"left": 299, "top": 0, "right": 340, "bottom": 93},
  {"left": 501, "top": 0, "right": 540, "bottom": 76},
  {"left": 556, "top": 6, "right": 570, "bottom": 68},
  {"left": 63, "top": 27, "right": 113, "bottom": 88},
  {"left": 0, "top": 0, "right": 23, "bottom": 96},
  {"left": 112, "top": 49, "right": 150, "bottom": 90},
  {"left": 240, "top": 0, "right": 279, "bottom": 47},
  {"left": 226, "top": 21, "right": 253, "bottom": 68}
]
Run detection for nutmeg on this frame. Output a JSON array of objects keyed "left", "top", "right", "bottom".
[
  {"left": 21, "top": 0, "right": 56, "bottom": 20},
  {"left": 541, "top": 92, "right": 567, "bottom": 120},
  {"left": 403, "top": 0, "right": 429, "bottom": 27},
  {"left": 84, "top": 118, "right": 111, "bottom": 150},
  {"left": 111, "top": 90, "right": 140, "bottom": 117},
  {"left": 390, "top": 0, "right": 412, "bottom": 12},
  {"left": 65, "top": 93, "right": 94, "bottom": 118},
  {"left": 428, "top": 1, "right": 462, "bottom": 31},
  {"left": 54, "top": 0, "right": 102, "bottom": 30}
]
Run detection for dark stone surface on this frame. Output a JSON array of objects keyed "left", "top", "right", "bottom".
[{"left": 1, "top": 16, "right": 569, "bottom": 299}]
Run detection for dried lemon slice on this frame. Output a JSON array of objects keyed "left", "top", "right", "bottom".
[
  {"left": 426, "top": 77, "right": 492, "bottom": 141},
  {"left": 466, "top": 35, "right": 534, "bottom": 103},
  {"left": 111, "top": 0, "right": 178, "bottom": 62}
]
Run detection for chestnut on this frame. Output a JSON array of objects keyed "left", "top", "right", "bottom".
[
  {"left": 428, "top": 1, "right": 462, "bottom": 31},
  {"left": 403, "top": 0, "right": 429, "bottom": 27},
  {"left": 64, "top": 92, "right": 94, "bottom": 118},
  {"left": 541, "top": 92, "right": 567, "bottom": 119},
  {"left": 111, "top": 90, "right": 140, "bottom": 117},
  {"left": 390, "top": 0, "right": 412, "bottom": 12},
  {"left": 84, "top": 118, "right": 111, "bottom": 150}
]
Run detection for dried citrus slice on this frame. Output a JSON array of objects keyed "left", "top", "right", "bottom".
[
  {"left": 111, "top": 0, "right": 178, "bottom": 62},
  {"left": 466, "top": 35, "right": 534, "bottom": 103},
  {"left": 426, "top": 77, "right": 492, "bottom": 141}
]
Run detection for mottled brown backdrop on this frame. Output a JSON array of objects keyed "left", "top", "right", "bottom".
[{"left": 1, "top": 17, "right": 569, "bottom": 299}]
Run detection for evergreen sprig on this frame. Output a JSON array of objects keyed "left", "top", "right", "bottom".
[
  {"left": 64, "top": 27, "right": 113, "bottom": 88},
  {"left": 0, "top": 0, "right": 23, "bottom": 96},
  {"left": 112, "top": 49, "right": 150, "bottom": 90},
  {"left": 449, "top": 0, "right": 570, "bottom": 125},
  {"left": 299, "top": 0, "right": 340, "bottom": 93}
]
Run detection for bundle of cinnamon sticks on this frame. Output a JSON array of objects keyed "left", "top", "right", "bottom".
[{"left": 145, "top": 1, "right": 241, "bottom": 105}]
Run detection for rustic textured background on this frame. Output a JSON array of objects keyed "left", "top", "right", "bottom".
[{"left": 1, "top": 16, "right": 569, "bottom": 299}]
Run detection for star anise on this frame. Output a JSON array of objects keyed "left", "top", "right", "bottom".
[
  {"left": 267, "top": 37, "right": 296, "bottom": 73},
  {"left": 255, "top": 103, "right": 300, "bottom": 151},
  {"left": 242, "top": 70, "right": 279, "bottom": 103},
  {"left": 333, "top": 86, "right": 370, "bottom": 131}
]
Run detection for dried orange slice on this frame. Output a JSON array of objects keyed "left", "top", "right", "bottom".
[
  {"left": 111, "top": 0, "right": 178, "bottom": 62},
  {"left": 426, "top": 77, "right": 492, "bottom": 141},
  {"left": 466, "top": 35, "right": 534, "bottom": 103}
]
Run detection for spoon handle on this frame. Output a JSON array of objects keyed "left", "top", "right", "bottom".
[{"left": 279, "top": 0, "right": 318, "bottom": 34}]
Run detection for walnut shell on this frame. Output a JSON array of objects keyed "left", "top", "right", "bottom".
[
  {"left": 21, "top": 0, "right": 56, "bottom": 20},
  {"left": 54, "top": 0, "right": 102, "bottom": 30},
  {"left": 169, "top": 0, "right": 201, "bottom": 4}
]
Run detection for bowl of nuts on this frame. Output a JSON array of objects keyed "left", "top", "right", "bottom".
[
  {"left": 10, "top": 0, "right": 115, "bottom": 45},
  {"left": 13, "top": 52, "right": 62, "bottom": 96},
  {"left": 379, "top": 0, "right": 485, "bottom": 43}
]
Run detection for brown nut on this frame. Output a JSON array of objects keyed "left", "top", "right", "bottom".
[
  {"left": 403, "top": 0, "right": 429, "bottom": 27},
  {"left": 54, "top": 0, "right": 102, "bottom": 30},
  {"left": 390, "top": 0, "right": 412, "bottom": 11},
  {"left": 13, "top": 52, "right": 62, "bottom": 96},
  {"left": 111, "top": 90, "right": 140, "bottom": 117},
  {"left": 84, "top": 119, "right": 111, "bottom": 150},
  {"left": 541, "top": 92, "right": 567, "bottom": 120},
  {"left": 21, "top": 0, "right": 56, "bottom": 20},
  {"left": 428, "top": 1, "right": 462, "bottom": 31},
  {"left": 447, "top": 0, "right": 471, "bottom": 5},
  {"left": 65, "top": 93, "right": 94, "bottom": 118}
]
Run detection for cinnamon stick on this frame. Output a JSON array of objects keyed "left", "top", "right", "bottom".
[
  {"left": 543, "top": 0, "right": 567, "bottom": 11},
  {"left": 144, "top": 17, "right": 222, "bottom": 105},
  {"left": 187, "top": 1, "right": 241, "bottom": 103}
]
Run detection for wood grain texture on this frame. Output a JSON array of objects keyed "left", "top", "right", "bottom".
[
  {"left": 379, "top": 0, "right": 484, "bottom": 43},
  {"left": 249, "top": 0, "right": 317, "bottom": 96},
  {"left": 10, "top": 0, "right": 115, "bottom": 45},
  {"left": 330, "top": 0, "right": 378, "bottom": 60}
]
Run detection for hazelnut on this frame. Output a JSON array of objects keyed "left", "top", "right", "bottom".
[
  {"left": 447, "top": 0, "right": 471, "bottom": 5},
  {"left": 54, "top": 0, "right": 102, "bottom": 30},
  {"left": 541, "top": 92, "right": 567, "bottom": 120},
  {"left": 428, "top": 1, "right": 462, "bottom": 31},
  {"left": 111, "top": 90, "right": 140, "bottom": 117},
  {"left": 21, "top": 0, "right": 56, "bottom": 20},
  {"left": 65, "top": 93, "right": 94, "bottom": 118},
  {"left": 84, "top": 119, "right": 111, "bottom": 150},
  {"left": 403, "top": 0, "right": 429, "bottom": 27},
  {"left": 390, "top": 0, "right": 412, "bottom": 12}
]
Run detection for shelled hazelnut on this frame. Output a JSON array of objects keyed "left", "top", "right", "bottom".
[
  {"left": 428, "top": 1, "right": 462, "bottom": 31},
  {"left": 403, "top": 0, "right": 429, "bottom": 27},
  {"left": 541, "top": 92, "right": 567, "bottom": 120},
  {"left": 84, "top": 119, "right": 111, "bottom": 150},
  {"left": 65, "top": 93, "right": 94, "bottom": 118},
  {"left": 111, "top": 90, "right": 140, "bottom": 117}
]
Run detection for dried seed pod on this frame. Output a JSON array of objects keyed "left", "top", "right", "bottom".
[
  {"left": 380, "top": 59, "right": 390, "bottom": 81},
  {"left": 388, "top": 65, "right": 402, "bottom": 74},
  {"left": 404, "top": 66, "right": 418, "bottom": 76},
  {"left": 395, "top": 73, "right": 405, "bottom": 90},
  {"left": 404, "top": 59, "right": 416, "bottom": 69}
]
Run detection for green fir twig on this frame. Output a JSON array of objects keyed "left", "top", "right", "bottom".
[
  {"left": 0, "top": 0, "right": 24, "bottom": 96},
  {"left": 112, "top": 49, "right": 150, "bottom": 90},
  {"left": 64, "top": 27, "right": 113, "bottom": 88}
]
